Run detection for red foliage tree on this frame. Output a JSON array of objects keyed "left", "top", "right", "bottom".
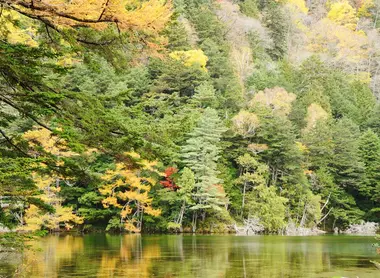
[{"left": 160, "top": 167, "right": 179, "bottom": 190}]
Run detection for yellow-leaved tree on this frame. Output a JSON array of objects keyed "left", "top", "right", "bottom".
[
  {"left": 307, "top": 18, "right": 369, "bottom": 69},
  {"left": 22, "top": 127, "right": 84, "bottom": 231},
  {"left": 169, "top": 49, "right": 209, "bottom": 72},
  {"left": 99, "top": 152, "right": 161, "bottom": 232},
  {"left": 1, "top": 0, "right": 172, "bottom": 50},
  {"left": 23, "top": 175, "right": 83, "bottom": 231},
  {"left": 3, "top": 0, "right": 172, "bottom": 34},
  {"left": 0, "top": 9, "right": 39, "bottom": 46},
  {"left": 356, "top": 0, "right": 375, "bottom": 18},
  {"left": 327, "top": 1, "right": 359, "bottom": 30}
]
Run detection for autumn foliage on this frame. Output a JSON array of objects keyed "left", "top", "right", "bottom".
[
  {"left": 160, "top": 167, "right": 179, "bottom": 190},
  {"left": 21, "top": 127, "right": 83, "bottom": 231},
  {"left": 3, "top": 0, "right": 172, "bottom": 33},
  {"left": 99, "top": 152, "right": 161, "bottom": 232}
]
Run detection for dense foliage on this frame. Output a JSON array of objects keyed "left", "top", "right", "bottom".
[{"left": 0, "top": 0, "right": 379, "bottom": 234}]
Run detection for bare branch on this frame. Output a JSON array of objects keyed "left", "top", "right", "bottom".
[
  {"left": 0, "top": 128, "right": 31, "bottom": 157},
  {"left": 0, "top": 95, "right": 53, "bottom": 131}
]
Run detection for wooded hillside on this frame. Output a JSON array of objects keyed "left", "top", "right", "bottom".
[{"left": 1, "top": 0, "right": 379, "bottom": 233}]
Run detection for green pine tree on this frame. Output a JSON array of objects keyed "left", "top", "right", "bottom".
[
  {"left": 358, "top": 129, "right": 380, "bottom": 220},
  {"left": 181, "top": 108, "right": 227, "bottom": 230},
  {"left": 263, "top": 3, "right": 288, "bottom": 60},
  {"left": 191, "top": 82, "right": 217, "bottom": 108}
]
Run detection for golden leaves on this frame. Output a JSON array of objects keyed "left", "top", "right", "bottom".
[
  {"left": 0, "top": 9, "right": 39, "bottom": 46},
  {"left": 144, "top": 206, "right": 161, "bottom": 217},
  {"left": 23, "top": 204, "right": 43, "bottom": 231},
  {"left": 20, "top": 127, "right": 84, "bottom": 231},
  {"left": 9, "top": 0, "right": 172, "bottom": 34},
  {"left": 23, "top": 127, "right": 77, "bottom": 158},
  {"left": 32, "top": 173, "right": 55, "bottom": 190},
  {"left": 357, "top": 0, "right": 375, "bottom": 17},
  {"left": 22, "top": 178, "right": 84, "bottom": 231},
  {"left": 307, "top": 18, "right": 369, "bottom": 65},
  {"left": 169, "top": 49, "right": 209, "bottom": 72},
  {"left": 121, "top": 205, "right": 132, "bottom": 218},
  {"left": 295, "top": 141, "right": 309, "bottom": 154},
  {"left": 99, "top": 154, "right": 161, "bottom": 232},
  {"left": 124, "top": 220, "right": 141, "bottom": 233},
  {"left": 327, "top": 1, "right": 358, "bottom": 31},
  {"left": 102, "top": 196, "right": 122, "bottom": 208}
]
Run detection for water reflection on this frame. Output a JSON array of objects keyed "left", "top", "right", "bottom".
[{"left": 2, "top": 234, "right": 379, "bottom": 277}]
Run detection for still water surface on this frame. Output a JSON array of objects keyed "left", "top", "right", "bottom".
[{"left": 1, "top": 234, "right": 379, "bottom": 277}]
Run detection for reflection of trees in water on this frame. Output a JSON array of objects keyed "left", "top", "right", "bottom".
[
  {"left": 0, "top": 251, "right": 23, "bottom": 277},
  {"left": 27, "top": 235, "right": 85, "bottom": 277},
  {"left": 11, "top": 235, "right": 379, "bottom": 277},
  {"left": 224, "top": 237, "right": 376, "bottom": 277}
]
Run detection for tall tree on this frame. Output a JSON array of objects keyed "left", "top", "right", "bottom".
[
  {"left": 235, "top": 153, "right": 268, "bottom": 216},
  {"left": 181, "top": 108, "right": 227, "bottom": 230},
  {"left": 358, "top": 129, "right": 380, "bottom": 220},
  {"left": 99, "top": 152, "right": 161, "bottom": 232},
  {"left": 330, "top": 118, "right": 364, "bottom": 192},
  {"left": 263, "top": 3, "right": 288, "bottom": 60},
  {"left": 175, "top": 167, "right": 195, "bottom": 229}
]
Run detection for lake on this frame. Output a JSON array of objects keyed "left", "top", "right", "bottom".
[{"left": 0, "top": 234, "right": 379, "bottom": 277}]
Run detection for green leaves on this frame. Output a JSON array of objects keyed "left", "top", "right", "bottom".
[
  {"left": 181, "top": 108, "right": 228, "bottom": 213},
  {"left": 246, "top": 185, "right": 288, "bottom": 232}
]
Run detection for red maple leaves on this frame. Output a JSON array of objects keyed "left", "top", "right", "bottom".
[{"left": 160, "top": 167, "right": 179, "bottom": 190}]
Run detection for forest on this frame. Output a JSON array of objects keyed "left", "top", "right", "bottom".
[{"left": 0, "top": 0, "right": 380, "bottom": 236}]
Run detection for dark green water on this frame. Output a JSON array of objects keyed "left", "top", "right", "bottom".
[{"left": 1, "top": 234, "right": 379, "bottom": 277}]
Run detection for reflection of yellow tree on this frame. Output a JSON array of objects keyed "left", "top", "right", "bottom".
[
  {"left": 100, "top": 152, "right": 161, "bottom": 232},
  {"left": 23, "top": 235, "right": 84, "bottom": 277},
  {"left": 17, "top": 235, "right": 380, "bottom": 277},
  {"left": 97, "top": 235, "right": 162, "bottom": 277},
  {"left": 97, "top": 253, "right": 119, "bottom": 278}
]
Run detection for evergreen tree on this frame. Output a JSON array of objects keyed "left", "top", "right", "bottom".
[
  {"left": 263, "top": 3, "right": 288, "bottom": 60},
  {"left": 302, "top": 120, "right": 334, "bottom": 171},
  {"left": 358, "top": 130, "right": 380, "bottom": 220},
  {"left": 331, "top": 118, "right": 364, "bottom": 191},
  {"left": 367, "top": 104, "right": 380, "bottom": 136},
  {"left": 255, "top": 113, "right": 303, "bottom": 185},
  {"left": 181, "top": 108, "right": 227, "bottom": 229},
  {"left": 191, "top": 82, "right": 217, "bottom": 108}
]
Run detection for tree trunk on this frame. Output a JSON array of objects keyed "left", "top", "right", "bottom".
[
  {"left": 176, "top": 200, "right": 186, "bottom": 228},
  {"left": 192, "top": 211, "right": 197, "bottom": 233},
  {"left": 241, "top": 181, "right": 246, "bottom": 217},
  {"left": 300, "top": 203, "right": 308, "bottom": 228}
]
